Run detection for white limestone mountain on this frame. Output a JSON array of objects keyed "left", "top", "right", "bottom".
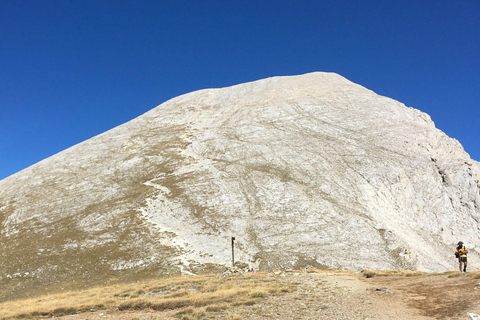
[{"left": 1, "top": 72, "right": 479, "bottom": 300}]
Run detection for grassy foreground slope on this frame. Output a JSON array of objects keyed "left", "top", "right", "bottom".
[
  {"left": 0, "top": 272, "right": 291, "bottom": 319},
  {"left": 1, "top": 269, "right": 480, "bottom": 320}
]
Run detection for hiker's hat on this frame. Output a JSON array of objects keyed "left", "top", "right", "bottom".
[{"left": 458, "top": 241, "right": 463, "bottom": 246}]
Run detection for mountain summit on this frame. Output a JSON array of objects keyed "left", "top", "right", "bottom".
[{"left": 1, "top": 72, "right": 479, "bottom": 300}]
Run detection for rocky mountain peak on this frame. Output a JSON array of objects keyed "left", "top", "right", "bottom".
[{"left": 1, "top": 72, "right": 479, "bottom": 300}]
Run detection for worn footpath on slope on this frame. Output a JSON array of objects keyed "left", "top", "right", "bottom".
[{"left": 53, "top": 270, "right": 480, "bottom": 320}]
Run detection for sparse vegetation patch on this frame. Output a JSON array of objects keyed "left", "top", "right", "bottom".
[
  {"left": 361, "top": 269, "right": 427, "bottom": 278},
  {"left": 0, "top": 273, "right": 290, "bottom": 319}
]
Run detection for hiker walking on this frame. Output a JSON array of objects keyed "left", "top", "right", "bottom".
[{"left": 455, "top": 241, "right": 468, "bottom": 272}]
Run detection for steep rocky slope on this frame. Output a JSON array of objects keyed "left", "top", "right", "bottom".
[{"left": 1, "top": 72, "right": 479, "bottom": 301}]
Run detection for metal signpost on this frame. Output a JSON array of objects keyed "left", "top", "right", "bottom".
[{"left": 231, "top": 236, "right": 235, "bottom": 267}]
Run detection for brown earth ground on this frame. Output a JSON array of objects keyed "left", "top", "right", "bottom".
[{"left": 12, "top": 270, "right": 480, "bottom": 320}]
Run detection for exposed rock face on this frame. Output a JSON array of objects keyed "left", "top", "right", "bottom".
[{"left": 1, "top": 72, "right": 479, "bottom": 300}]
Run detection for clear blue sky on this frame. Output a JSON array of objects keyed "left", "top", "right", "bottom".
[{"left": 1, "top": 1, "right": 479, "bottom": 180}]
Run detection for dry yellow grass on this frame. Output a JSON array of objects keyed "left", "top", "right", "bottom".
[
  {"left": 0, "top": 273, "right": 291, "bottom": 319},
  {"left": 361, "top": 269, "right": 428, "bottom": 278}
]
